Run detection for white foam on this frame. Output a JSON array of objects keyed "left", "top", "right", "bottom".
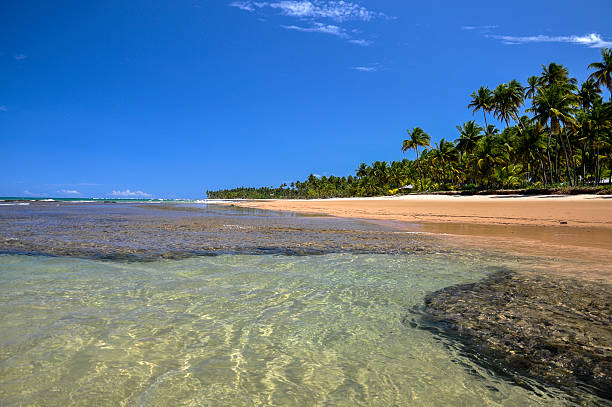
[{"left": 0, "top": 203, "right": 30, "bottom": 206}]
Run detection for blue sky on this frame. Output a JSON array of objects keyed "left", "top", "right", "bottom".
[{"left": 1, "top": 0, "right": 611, "bottom": 199}]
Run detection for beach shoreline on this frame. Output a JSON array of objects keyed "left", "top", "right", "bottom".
[
  {"left": 210, "top": 193, "right": 612, "bottom": 227},
  {"left": 215, "top": 194, "right": 612, "bottom": 281}
]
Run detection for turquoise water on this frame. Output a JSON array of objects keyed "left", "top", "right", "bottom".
[{"left": 0, "top": 252, "right": 578, "bottom": 406}]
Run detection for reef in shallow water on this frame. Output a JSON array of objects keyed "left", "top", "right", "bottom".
[{"left": 422, "top": 270, "right": 612, "bottom": 400}]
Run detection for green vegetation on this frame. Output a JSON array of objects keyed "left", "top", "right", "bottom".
[{"left": 207, "top": 50, "right": 612, "bottom": 199}]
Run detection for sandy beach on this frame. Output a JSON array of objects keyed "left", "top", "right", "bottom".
[{"left": 219, "top": 194, "right": 612, "bottom": 281}]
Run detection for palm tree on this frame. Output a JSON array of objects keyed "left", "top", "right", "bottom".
[
  {"left": 514, "top": 123, "right": 547, "bottom": 185},
  {"left": 402, "top": 127, "right": 431, "bottom": 190},
  {"left": 525, "top": 76, "right": 540, "bottom": 100},
  {"left": 356, "top": 163, "right": 369, "bottom": 178},
  {"left": 529, "top": 85, "right": 578, "bottom": 185},
  {"left": 468, "top": 86, "right": 493, "bottom": 127},
  {"left": 588, "top": 48, "right": 612, "bottom": 100},
  {"left": 483, "top": 124, "right": 500, "bottom": 137},
  {"left": 578, "top": 78, "right": 603, "bottom": 109},
  {"left": 473, "top": 135, "right": 504, "bottom": 188},
  {"left": 540, "top": 63, "right": 578, "bottom": 91},
  {"left": 586, "top": 100, "right": 612, "bottom": 184},
  {"left": 455, "top": 121, "right": 483, "bottom": 156},
  {"left": 435, "top": 138, "right": 458, "bottom": 185},
  {"left": 493, "top": 81, "right": 525, "bottom": 127},
  {"left": 371, "top": 161, "right": 389, "bottom": 191}
]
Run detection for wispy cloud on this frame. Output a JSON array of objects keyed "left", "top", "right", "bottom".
[
  {"left": 230, "top": 1, "right": 255, "bottom": 11},
  {"left": 352, "top": 62, "right": 381, "bottom": 72},
  {"left": 230, "top": 1, "right": 386, "bottom": 22},
  {"left": 13, "top": 54, "right": 26, "bottom": 60},
  {"left": 490, "top": 33, "right": 612, "bottom": 48},
  {"left": 462, "top": 25, "right": 498, "bottom": 31},
  {"left": 282, "top": 22, "right": 348, "bottom": 38},
  {"left": 111, "top": 189, "right": 153, "bottom": 198},
  {"left": 58, "top": 189, "right": 80, "bottom": 195},
  {"left": 351, "top": 62, "right": 383, "bottom": 72},
  {"left": 230, "top": 1, "right": 385, "bottom": 45},
  {"left": 348, "top": 39, "right": 373, "bottom": 46},
  {"left": 0, "top": 106, "right": 6, "bottom": 112},
  {"left": 352, "top": 66, "right": 377, "bottom": 72}
]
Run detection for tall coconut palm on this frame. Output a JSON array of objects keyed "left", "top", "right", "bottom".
[
  {"left": 588, "top": 48, "right": 612, "bottom": 100},
  {"left": 578, "top": 78, "right": 603, "bottom": 109},
  {"left": 402, "top": 127, "right": 431, "bottom": 190},
  {"left": 455, "top": 120, "right": 483, "bottom": 156},
  {"left": 529, "top": 85, "right": 578, "bottom": 185},
  {"left": 371, "top": 161, "right": 389, "bottom": 190},
  {"left": 493, "top": 81, "right": 525, "bottom": 127},
  {"left": 473, "top": 135, "right": 504, "bottom": 188},
  {"left": 468, "top": 86, "right": 493, "bottom": 127},
  {"left": 435, "top": 138, "right": 458, "bottom": 184},
  {"left": 586, "top": 100, "right": 612, "bottom": 184},
  {"left": 356, "top": 163, "right": 369, "bottom": 178},
  {"left": 514, "top": 123, "right": 547, "bottom": 184},
  {"left": 483, "top": 124, "right": 500, "bottom": 137},
  {"left": 508, "top": 80, "right": 526, "bottom": 124},
  {"left": 525, "top": 76, "right": 541, "bottom": 100},
  {"left": 540, "top": 63, "right": 578, "bottom": 91}
]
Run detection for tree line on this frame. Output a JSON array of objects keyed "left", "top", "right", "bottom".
[{"left": 207, "top": 50, "right": 612, "bottom": 199}]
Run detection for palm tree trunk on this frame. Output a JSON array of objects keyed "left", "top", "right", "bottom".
[
  {"left": 596, "top": 145, "right": 600, "bottom": 186},
  {"left": 415, "top": 147, "right": 423, "bottom": 190},
  {"left": 564, "top": 131, "right": 578, "bottom": 186},
  {"left": 555, "top": 146, "right": 559, "bottom": 184},
  {"left": 546, "top": 133, "right": 553, "bottom": 186},
  {"left": 559, "top": 131, "right": 574, "bottom": 186},
  {"left": 582, "top": 143, "right": 587, "bottom": 186},
  {"left": 540, "top": 158, "right": 547, "bottom": 185},
  {"left": 483, "top": 111, "right": 488, "bottom": 128}
]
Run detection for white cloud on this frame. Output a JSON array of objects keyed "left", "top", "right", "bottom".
[
  {"left": 282, "top": 22, "right": 348, "bottom": 37},
  {"left": 462, "top": 25, "right": 498, "bottom": 31},
  {"left": 13, "top": 54, "right": 26, "bottom": 60},
  {"left": 0, "top": 106, "right": 6, "bottom": 112},
  {"left": 348, "top": 39, "right": 373, "bottom": 46},
  {"left": 352, "top": 62, "right": 381, "bottom": 72},
  {"left": 58, "top": 189, "right": 80, "bottom": 195},
  {"left": 229, "top": 1, "right": 255, "bottom": 11},
  {"left": 352, "top": 66, "right": 377, "bottom": 72},
  {"left": 111, "top": 189, "right": 153, "bottom": 198},
  {"left": 489, "top": 32, "right": 612, "bottom": 48},
  {"left": 230, "top": 1, "right": 385, "bottom": 45},
  {"left": 230, "top": 1, "right": 386, "bottom": 22}
]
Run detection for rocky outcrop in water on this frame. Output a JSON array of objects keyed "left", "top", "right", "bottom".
[
  {"left": 0, "top": 202, "right": 439, "bottom": 260},
  {"left": 422, "top": 271, "right": 612, "bottom": 400}
]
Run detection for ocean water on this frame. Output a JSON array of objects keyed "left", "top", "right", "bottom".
[{"left": 0, "top": 203, "right": 600, "bottom": 406}]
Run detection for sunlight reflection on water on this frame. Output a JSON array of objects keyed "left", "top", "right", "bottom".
[{"left": 0, "top": 253, "right": 579, "bottom": 406}]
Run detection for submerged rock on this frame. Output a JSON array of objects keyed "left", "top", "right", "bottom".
[
  {"left": 422, "top": 270, "right": 612, "bottom": 400},
  {"left": 0, "top": 201, "right": 443, "bottom": 260}
]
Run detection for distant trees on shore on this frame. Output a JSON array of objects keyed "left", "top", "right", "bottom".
[{"left": 207, "top": 50, "right": 612, "bottom": 199}]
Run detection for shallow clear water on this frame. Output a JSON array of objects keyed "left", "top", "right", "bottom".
[{"left": 0, "top": 252, "right": 580, "bottom": 406}]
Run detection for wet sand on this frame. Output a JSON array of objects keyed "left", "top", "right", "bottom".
[{"left": 220, "top": 195, "right": 612, "bottom": 282}]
